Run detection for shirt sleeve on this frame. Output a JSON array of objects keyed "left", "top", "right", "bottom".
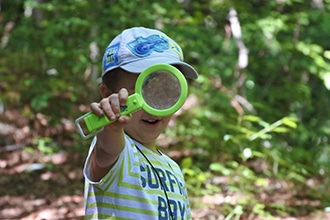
[{"left": 83, "top": 137, "right": 100, "bottom": 185}]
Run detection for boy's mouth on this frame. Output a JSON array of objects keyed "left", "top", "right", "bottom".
[{"left": 142, "top": 119, "right": 160, "bottom": 124}]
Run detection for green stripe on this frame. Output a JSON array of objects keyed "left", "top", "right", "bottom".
[
  {"left": 85, "top": 213, "right": 133, "bottom": 220},
  {"left": 104, "top": 144, "right": 140, "bottom": 191},
  {"left": 127, "top": 148, "right": 140, "bottom": 178},
  {"left": 104, "top": 203, "right": 157, "bottom": 216},
  {"left": 86, "top": 200, "right": 97, "bottom": 209},
  {"left": 90, "top": 190, "right": 157, "bottom": 205},
  {"left": 103, "top": 157, "right": 121, "bottom": 191},
  {"left": 87, "top": 202, "right": 158, "bottom": 216},
  {"left": 142, "top": 188, "right": 185, "bottom": 200},
  {"left": 116, "top": 151, "right": 143, "bottom": 190},
  {"left": 89, "top": 188, "right": 184, "bottom": 206}
]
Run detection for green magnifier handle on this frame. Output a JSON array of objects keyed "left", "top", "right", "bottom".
[{"left": 75, "top": 93, "right": 144, "bottom": 139}]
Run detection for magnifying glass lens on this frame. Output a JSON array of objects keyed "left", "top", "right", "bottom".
[{"left": 142, "top": 71, "right": 181, "bottom": 110}]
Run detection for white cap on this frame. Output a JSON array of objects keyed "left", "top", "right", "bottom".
[{"left": 102, "top": 27, "right": 198, "bottom": 79}]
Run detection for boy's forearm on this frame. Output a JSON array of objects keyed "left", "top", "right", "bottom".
[{"left": 91, "top": 128, "right": 125, "bottom": 181}]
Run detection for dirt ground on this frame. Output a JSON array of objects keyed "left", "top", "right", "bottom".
[{"left": 1, "top": 148, "right": 329, "bottom": 220}]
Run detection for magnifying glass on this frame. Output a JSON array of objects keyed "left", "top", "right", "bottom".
[{"left": 75, "top": 64, "right": 188, "bottom": 139}]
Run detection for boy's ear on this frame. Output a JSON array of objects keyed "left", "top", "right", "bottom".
[{"left": 99, "top": 84, "right": 112, "bottom": 98}]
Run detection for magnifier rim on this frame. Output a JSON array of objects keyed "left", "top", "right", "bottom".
[{"left": 135, "top": 64, "right": 188, "bottom": 117}]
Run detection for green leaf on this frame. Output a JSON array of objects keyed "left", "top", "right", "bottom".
[
  {"left": 209, "top": 163, "right": 231, "bottom": 175},
  {"left": 272, "top": 127, "right": 290, "bottom": 133},
  {"left": 282, "top": 117, "right": 298, "bottom": 128},
  {"left": 182, "top": 168, "right": 195, "bottom": 176},
  {"left": 181, "top": 157, "right": 193, "bottom": 169},
  {"left": 243, "top": 115, "right": 261, "bottom": 122}
]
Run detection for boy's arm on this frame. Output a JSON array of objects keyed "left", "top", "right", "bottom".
[{"left": 90, "top": 88, "right": 130, "bottom": 182}]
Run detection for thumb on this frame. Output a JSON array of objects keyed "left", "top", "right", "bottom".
[{"left": 117, "top": 114, "right": 132, "bottom": 124}]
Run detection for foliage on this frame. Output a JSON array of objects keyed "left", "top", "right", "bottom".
[{"left": 1, "top": 0, "right": 330, "bottom": 218}]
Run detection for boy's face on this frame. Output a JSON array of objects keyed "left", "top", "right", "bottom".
[
  {"left": 109, "top": 70, "right": 172, "bottom": 148},
  {"left": 125, "top": 109, "right": 172, "bottom": 148}
]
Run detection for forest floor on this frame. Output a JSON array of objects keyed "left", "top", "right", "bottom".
[
  {"left": 1, "top": 146, "right": 329, "bottom": 220},
  {"left": 0, "top": 110, "right": 329, "bottom": 220}
]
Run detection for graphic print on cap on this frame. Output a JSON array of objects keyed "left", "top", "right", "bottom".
[
  {"left": 127, "top": 34, "right": 169, "bottom": 57},
  {"left": 103, "top": 43, "right": 120, "bottom": 71}
]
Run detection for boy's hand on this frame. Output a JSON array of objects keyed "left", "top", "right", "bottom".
[
  {"left": 90, "top": 88, "right": 130, "bottom": 176},
  {"left": 90, "top": 88, "right": 131, "bottom": 129}
]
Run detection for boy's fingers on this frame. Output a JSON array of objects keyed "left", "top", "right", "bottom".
[
  {"left": 118, "top": 88, "right": 129, "bottom": 106},
  {"left": 99, "top": 96, "right": 117, "bottom": 120},
  {"left": 93, "top": 88, "right": 129, "bottom": 122},
  {"left": 90, "top": 102, "right": 103, "bottom": 115},
  {"left": 118, "top": 115, "right": 132, "bottom": 124},
  {"left": 108, "top": 95, "right": 121, "bottom": 118}
]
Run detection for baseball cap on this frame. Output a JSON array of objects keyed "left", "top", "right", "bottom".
[{"left": 102, "top": 27, "right": 198, "bottom": 79}]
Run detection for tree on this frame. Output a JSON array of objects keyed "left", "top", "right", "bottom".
[{"left": 1, "top": 0, "right": 329, "bottom": 218}]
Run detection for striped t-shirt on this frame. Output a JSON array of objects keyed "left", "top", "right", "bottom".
[{"left": 83, "top": 135, "right": 192, "bottom": 220}]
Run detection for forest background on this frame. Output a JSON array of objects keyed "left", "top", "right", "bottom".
[{"left": 0, "top": 0, "right": 330, "bottom": 219}]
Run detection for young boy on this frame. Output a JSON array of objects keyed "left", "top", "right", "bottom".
[{"left": 83, "top": 27, "right": 198, "bottom": 220}]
